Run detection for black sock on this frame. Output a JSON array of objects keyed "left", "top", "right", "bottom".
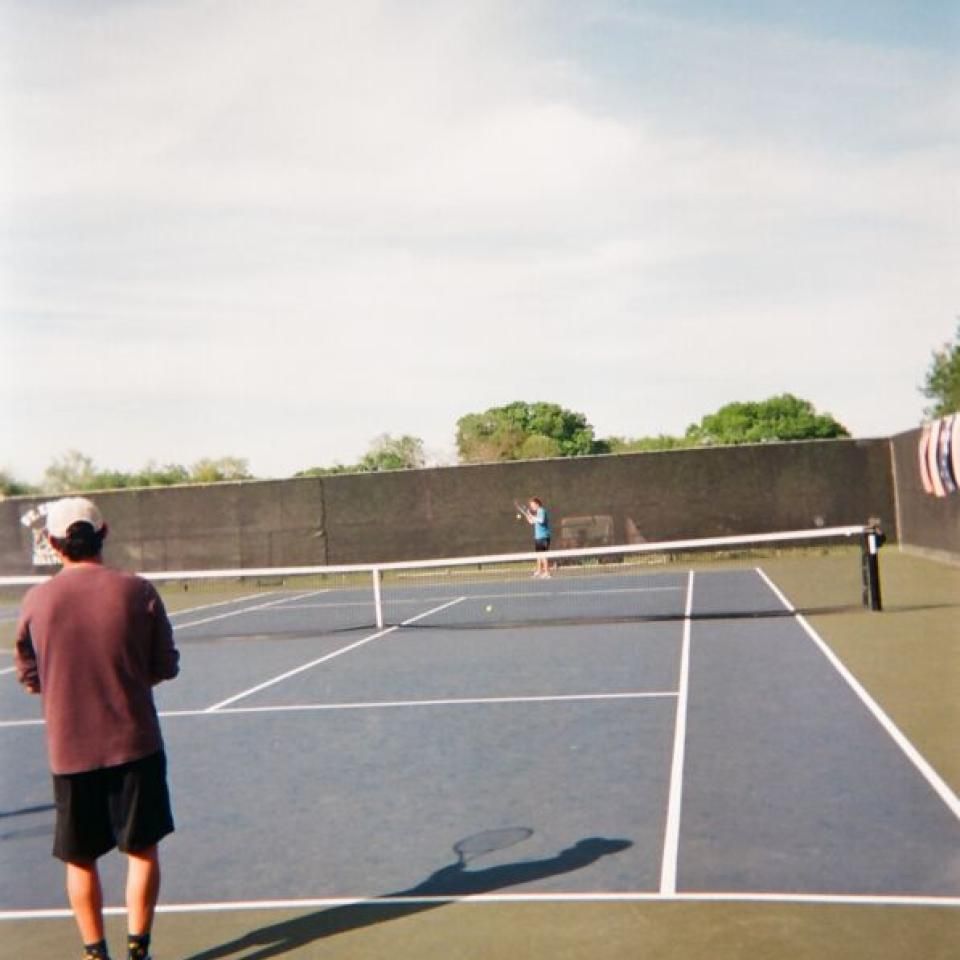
[
  {"left": 84, "top": 941, "right": 109, "bottom": 960},
  {"left": 127, "top": 933, "right": 150, "bottom": 958}
]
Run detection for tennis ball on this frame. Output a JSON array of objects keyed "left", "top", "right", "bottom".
[{"left": 485, "top": 604, "right": 493, "bottom": 612}]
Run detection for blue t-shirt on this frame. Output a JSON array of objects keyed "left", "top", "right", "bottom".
[{"left": 533, "top": 507, "right": 551, "bottom": 541}]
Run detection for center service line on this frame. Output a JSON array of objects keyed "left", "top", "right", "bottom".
[{"left": 660, "top": 570, "right": 694, "bottom": 894}]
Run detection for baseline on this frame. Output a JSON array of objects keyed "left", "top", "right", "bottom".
[{"left": 3, "top": 890, "right": 958, "bottom": 922}]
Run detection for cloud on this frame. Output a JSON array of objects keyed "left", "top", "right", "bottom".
[{"left": 1, "top": 1, "right": 957, "bottom": 479}]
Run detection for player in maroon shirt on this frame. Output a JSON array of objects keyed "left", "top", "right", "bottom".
[{"left": 16, "top": 498, "right": 180, "bottom": 960}]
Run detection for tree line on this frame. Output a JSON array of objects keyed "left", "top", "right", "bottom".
[
  {"left": 0, "top": 394, "right": 848, "bottom": 496},
  {"left": 3, "top": 324, "right": 958, "bottom": 497},
  {"left": 0, "top": 452, "right": 255, "bottom": 497}
]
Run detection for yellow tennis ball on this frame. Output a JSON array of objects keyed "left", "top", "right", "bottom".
[{"left": 485, "top": 604, "right": 493, "bottom": 612}]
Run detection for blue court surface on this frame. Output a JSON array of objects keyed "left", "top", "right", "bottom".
[{"left": 1, "top": 565, "right": 958, "bottom": 921}]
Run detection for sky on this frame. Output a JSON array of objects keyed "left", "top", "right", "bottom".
[{"left": 1, "top": 0, "right": 958, "bottom": 482}]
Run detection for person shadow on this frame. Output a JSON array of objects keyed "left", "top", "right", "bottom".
[
  {"left": 0, "top": 803, "right": 56, "bottom": 842},
  {"left": 183, "top": 835, "right": 632, "bottom": 960}
]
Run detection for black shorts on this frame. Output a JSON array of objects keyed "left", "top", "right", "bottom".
[
  {"left": 534, "top": 538, "right": 551, "bottom": 552},
  {"left": 52, "top": 750, "right": 174, "bottom": 862}
]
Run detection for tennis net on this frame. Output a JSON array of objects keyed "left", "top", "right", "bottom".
[{"left": 0, "top": 526, "right": 884, "bottom": 641}]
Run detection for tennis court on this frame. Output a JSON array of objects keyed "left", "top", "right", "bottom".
[{"left": 0, "top": 531, "right": 958, "bottom": 959}]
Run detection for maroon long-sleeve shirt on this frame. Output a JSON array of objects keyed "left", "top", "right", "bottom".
[{"left": 15, "top": 563, "right": 180, "bottom": 775}]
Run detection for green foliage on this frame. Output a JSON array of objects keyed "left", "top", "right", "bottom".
[
  {"left": 922, "top": 321, "right": 960, "bottom": 418},
  {"left": 517, "top": 434, "right": 563, "bottom": 460},
  {"left": 42, "top": 450, "right": 99, "bottom": 494},
  {"left": 296, "top": 434, "right": 426, "bottom": 477},
  {"left": 92, "top": 462, "right": 191, "bottom": 489},
  {"left": 0, "top": 469, "right": 37, "bottom": 496},
  {"left": 456, "top": 401, "right": 608, "bottom": 463},
  {"left": 18, "top": 392, "right": 860, "bottom": 494},
  {"left": 358, "top": 434, "right": 426, "bottom": 472},
  {"left": 684, "top": 394, "right": 850, "bottom": 445},
  {"left": 189, "top": 457, "right": 253, "bottom": 483},
  {"left": 606, "top": 435, "right": 689, "bottom": 453},
  {"left": 39, "top": 451, "right": 252, "bottom": 493},
  {"left": 293, "top": 464, "right": 358, "bottom": 477},
  {"left": 134, "top": 463, "right": 192, "bottom": 486}
]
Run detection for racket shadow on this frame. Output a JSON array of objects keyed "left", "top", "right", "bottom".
[{"left": 182, "top": 835, "right": 633, "bottom": 960}]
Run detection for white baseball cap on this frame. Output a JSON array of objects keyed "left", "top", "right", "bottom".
[{"left": 46, "top": 497, "right": 105, "bottom": 538}]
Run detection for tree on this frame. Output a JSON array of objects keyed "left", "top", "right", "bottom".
[
  {"left": 293, "top": 464, "right": 358, "bottom": 477},
  {"left": 295, "top": 435, "right": 427, "bottom": 476},
  {"left": 922, "top": 320, "right": 960, "bottom": 418},
  {"left": 38, "top": 452, "right": 253, "bottom": 492},
  {"left": 358, "top": 434, "right": 426, "bottom": 472},
  {"left": 684, "top": 394, "right": 850, "bottom": 446},
  {"left": 189, "top": 457, "right": 253, "bottom": 483},
  {"left": 42, "top": 450, "right": 99, "bottom": 493},
  {"left": 133, "top": 462, "right": 191, "bottom": 487},
  {"left": 607, "top": 435, "right": 688, "bottom": 454},
  {"left": 456, "top": 402, "right": 609, "bottom": 463},
  {"left": 0, "top": 469, "right": 37, "bottom": 496}
]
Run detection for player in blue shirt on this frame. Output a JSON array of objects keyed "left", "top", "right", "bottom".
[{"left": 524, "top": 497, "right": 552, "bottom": 578}]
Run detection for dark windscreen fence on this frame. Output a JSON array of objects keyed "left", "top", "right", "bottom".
[{"left": 1, "top": 439, "right": 897, "bottom": 576}]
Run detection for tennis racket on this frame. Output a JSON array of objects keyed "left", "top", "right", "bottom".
[
  {"left": 453, "top": 827, "right": 533, "bottom": 867},
  {"left": 514, "top": 501, "right": 532, "bottom": 521}
]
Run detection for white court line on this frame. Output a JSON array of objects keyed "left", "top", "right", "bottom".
[
  {"left": 0, "top": 690, "right": 674, "bottom": 729},
  {"left": 425, "top": 585, "right": 682, "bottom": 600},
  {"left": 255, "top": 600, "right": 376, "bottom": 611},
  {"left": 756, "top": 568, "right": 960, "bottom": 822},
  {"left": 3, "top": 890, "right": 957, "bottom": 921},
  {"left": 659, "top": 570, "right": 694, "bottom": 894},
  {"left": 175, "top": 590, "right": 327, "bottom": 630},
  {"left": 0, "top": 717, "right": 43, "bottom": 728},
  {"left": 282, "top": 584, "right": 683, "bottom": 614},
  {"left": 440, "top": 585, "right": 682, "bottom": 602},
  {"left": 204, "top": 597, "right": 467, "bottom": 712},
  {"left": 172, "top": 691, "right": 678, "bottom": 717},
  {"left": 0, "top": 666, "right": 16, "bottom": 676},
  {"left": 290, "top": 584, "right": 683, "bottom": 612},
  {"left": 167, "top": 592, "right": 276, "bottom": 620}
]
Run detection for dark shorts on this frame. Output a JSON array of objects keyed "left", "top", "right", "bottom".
[
  {"left": 52, "top": 750, "right": 174, "bottom": 862},
  {"left": 534, "top": 538, "right": 551, "bottom": 552}
]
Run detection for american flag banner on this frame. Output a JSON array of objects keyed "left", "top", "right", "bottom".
[
  {"left": 938, "top": 414, "right": 958, "bottom": 494},
  {"left": 919, "top": 415, "right": 960, "bottom": 497}
]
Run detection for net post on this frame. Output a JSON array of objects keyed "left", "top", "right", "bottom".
[
  {"left": 859, "top": 526, "right": 884, "bottom": 611},
  {"left": 372, "top": 567, "right": 384, "bottom": 629}
]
